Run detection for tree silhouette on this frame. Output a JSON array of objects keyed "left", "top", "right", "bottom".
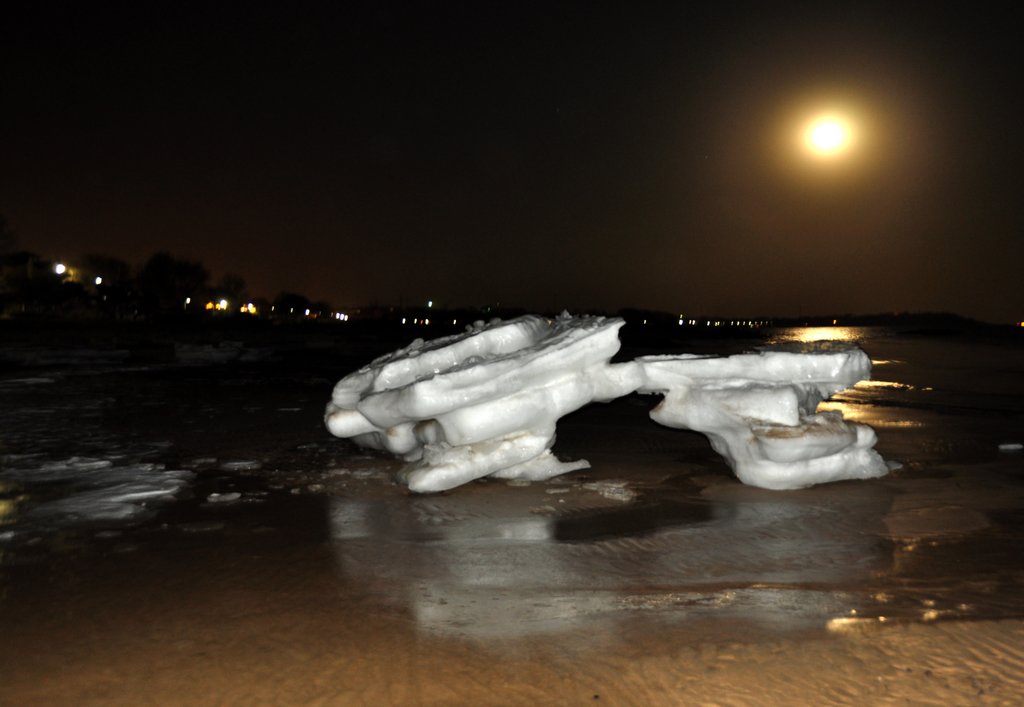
[
  {"left": 137, "top": 252, "right": 209, "bottom": 313},
  {"left": 83, "top": 253, "right": 132, "bottom": 287},
  {"left": 80, "top": 253, "right": 134, "bottom": 317},
  {"left": 215, "top": 272, "right": 247, "bottom": 304},
  {"left": 273, "top": 291, "right": 310, "bottom": 316},
  {"left": 0, "top": 215, "right": 18, "bottom": 254}
]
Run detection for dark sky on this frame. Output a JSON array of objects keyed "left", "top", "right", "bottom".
[{"left": 3, "top": 2, "right": 1021, "bottom": 321}]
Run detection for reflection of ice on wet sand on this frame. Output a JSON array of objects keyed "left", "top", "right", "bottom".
[{"left": 329, "top": 477, "right": 895, "bottom": 642}]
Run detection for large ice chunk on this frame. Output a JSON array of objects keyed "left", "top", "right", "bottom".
[
  {"left": 325, "top": 314, "right": 642, "bottom": 493},
  {"left": 637, "top": 346, "right": 889, "bottom": 489}
]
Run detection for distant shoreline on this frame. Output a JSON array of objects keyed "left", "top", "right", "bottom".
[{"left": 1, "top": 311, "right": 1020, "bottom": 355}]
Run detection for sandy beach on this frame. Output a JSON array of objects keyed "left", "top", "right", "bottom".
[{"left": 2, "top": 323, "right": 1023, "bottom": 704}]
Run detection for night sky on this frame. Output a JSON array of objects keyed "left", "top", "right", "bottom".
[{"left": 3, "top": 2, "right": 1021, "bottom": 321}]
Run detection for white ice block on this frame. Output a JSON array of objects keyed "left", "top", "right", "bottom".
[
  {"left": 637, "top": 347, "right": 888, "bottom": 489},
  {"left": 325, "top": 313, "right": 642, "bottom": 492},
  {"left": 326, "top": 317, "right": 889, "bottom": 493}
]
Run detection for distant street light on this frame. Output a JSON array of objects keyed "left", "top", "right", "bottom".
[
  {"left": 55, "top": 263, "right": 66, "bottom": 275},
  {"left": 95, "top": 276, "right": 103, "bottom": 285}
]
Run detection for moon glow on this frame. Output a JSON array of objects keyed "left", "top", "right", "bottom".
[{"left": 804, "top": 115, "right": 853, "bottom": 157}]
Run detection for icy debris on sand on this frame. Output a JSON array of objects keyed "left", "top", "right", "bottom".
[
  {"left": 582, "top": 480, "right": 637, "bottom": 502},
  {"left": 176, "top": 520, "right": 226, "bottom": 533},
  {"left": 0, "top": 377, "right": 57, "bottom": 386},
  {"left": 206, "top": 492, "right": 241, "bottom": 503},
  {"left": 220, "top": 460, "right": 262, "bottom": 471},
  {"left": 325, "top": 314, "right": 642, "bottom": 493},
  {"left": 637, "top": 347, "right": 888, "bottom": 490},
  {"left": 351, "top": 468, "right": 384, "bottom": 479},
  {"left": 0, "top": 457, "right": 192, "bottom": 529}
]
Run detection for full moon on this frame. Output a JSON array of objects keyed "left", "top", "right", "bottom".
[{"left": 804, "top": 115, "right": 853, "bottom": 157}]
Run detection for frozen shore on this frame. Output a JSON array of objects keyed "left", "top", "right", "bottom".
[{"left": 2, "top": 323, "right": 1023, "bottom": 704}]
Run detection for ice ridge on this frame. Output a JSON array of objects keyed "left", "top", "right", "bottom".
[{"left": 325, "top": 314, "right": 888, "bottom": 493}]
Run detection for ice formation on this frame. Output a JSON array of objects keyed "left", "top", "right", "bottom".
[
  {"left": 325, "top": 315, "right": 888, "bottom": 493},
  {"left": 0, "top": 457, "right": 193, "bottom": 533},
  {"left": 324, "top": 314, "right": 642, "bottom": 493},
  {"left": 637, "top": 348, "right": 889, "bottom": 490}
]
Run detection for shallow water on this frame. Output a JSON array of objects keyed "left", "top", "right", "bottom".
[{"left": 1, "top": 327, "right": 1023, "bottom": 704}]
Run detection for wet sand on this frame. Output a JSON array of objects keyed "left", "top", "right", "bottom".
[
  {"left": 2, "top": 329, "right": 1024, "bottom": 704},
  {"left": 3, "top": 460, "right": 1023, "bottom": 705}
]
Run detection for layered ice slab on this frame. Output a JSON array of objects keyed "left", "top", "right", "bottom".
[
  {"left": 325, "top": 314, "right": 642, "bottom": 493},
  {"left": 637, "top": 346, "right": 889, "bottom": 490}
]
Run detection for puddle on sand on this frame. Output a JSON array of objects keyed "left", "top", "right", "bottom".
[{"left": 553, "top": 499, "right": 714, "bottom": 542}]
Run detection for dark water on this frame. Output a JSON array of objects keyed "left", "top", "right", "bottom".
[{"left": 769, "top": 326, "right": 1024, "bottom": 462}]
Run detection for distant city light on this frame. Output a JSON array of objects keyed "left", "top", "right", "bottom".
[
  {"left": 219, "top": 299, "right": 228, "bottom": 310},
  {"left": 427, "top": 300, "right": 433, "bottom": 308},
  {"left": 185, "top": 297, "right": 191, "bottom": 305},
  {"left": 54, "top": 263, "right": 66, "bottom": 275},
  {"left": 94, "top": 276, "right": 103, "bottom": 285},
  {"left": 304, "top": 308, "right": 311, "bottom": 316},
  {"left": 402, "top": 318, "right": 407, "bottom": 324}
]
